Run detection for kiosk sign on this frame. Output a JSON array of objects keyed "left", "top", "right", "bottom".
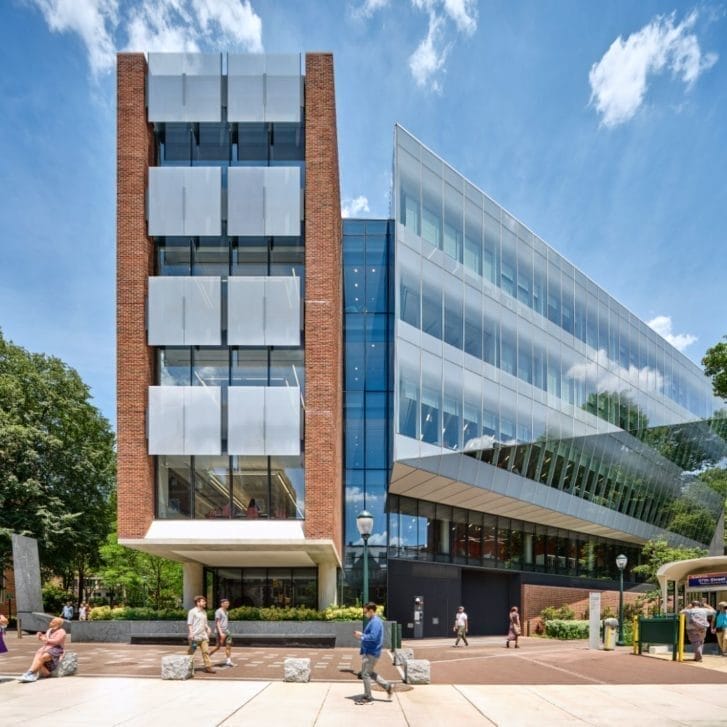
[{"left": 688, "top": 573, "right": 727, "bottom": 588}]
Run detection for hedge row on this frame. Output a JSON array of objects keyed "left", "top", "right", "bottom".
[
  {"left": 543, "top": 619, "right": 590, "bottom": 639},
  {"left": 88, "top": 604, "right": 382, "bottom": 622}
]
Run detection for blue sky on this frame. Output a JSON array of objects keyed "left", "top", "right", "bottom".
[{"left": 0, "top": 0, "right": 725, "bottom": 427}]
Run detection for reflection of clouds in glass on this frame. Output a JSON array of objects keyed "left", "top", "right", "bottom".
[
  {"left": 345, "top": 486, "right": 386, "bottom": 507},
  {"left": 567, "top": 348, "right": 664, "bottom": 393},
  {"left": 463, "top": 434, "right": 496, "bottom": 451}
]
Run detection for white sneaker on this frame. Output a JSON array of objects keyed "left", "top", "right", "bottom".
[
  {"left": 225, "top": 659, "right": 234, "bottom": 667},
  {"left": 19, "top": 671, "right": 38, "bottom": 683}
]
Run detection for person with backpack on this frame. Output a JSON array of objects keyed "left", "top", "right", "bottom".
[
  {"left": 681, "top": 600, "right": 715, "bottom": 661},
  {"left": 711, "top": 601, "right": 727, "bottom": 656}
]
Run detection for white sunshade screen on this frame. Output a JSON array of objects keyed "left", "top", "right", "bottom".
[
  {"left": 227, "top": 386, "right": 300, "bottom": 455},
  {"left": 148, "top": 276, "right": 221, "bottom": 346},
  {"left": 148, "top": 167, "right": 222, "bottom": 237},
  {"left": 147, "top": 53, "right": 222, "bottom": 122},
  {"left": 227, "top": 53, "right": 301, "bottom": 123},
  {"left": 148, "top": 386, "right": 221, "bottom": 455},
  {"left": 227, "top": 167, "right": 300, "bottom": 237},
  {"left": 227, "top": 276, "right": 300, "bottom": 346},
  {"left": 264, "top": 167, "right": 300, "bottom": 237},
  {"left": 227, "top": 167, "right": 265, "bottom": 236}
]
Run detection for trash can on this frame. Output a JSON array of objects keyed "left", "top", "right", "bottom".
[{"left": 603, "top": 617, "right": 619, "bottom": 650}]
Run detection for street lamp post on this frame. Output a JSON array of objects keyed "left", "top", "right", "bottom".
[
  {"left": 616, "top": 553, "right": 628, "bottom": 646},
  {"left": 356, "top": 510, "right": 374, "bottom": 606}
]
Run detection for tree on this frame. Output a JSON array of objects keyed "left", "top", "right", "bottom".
[
  {"left": 0, "top": 329, "right": 116, "bottom": 597},
  {"left": 631, "top": 539, "right": 707, "bottom": 585},
  {"left": 98, "top": 532, "right": 182, "bottom": 609},
  {"left": 583, "top": 391, "right": 648, "bottom": 433},
  {"left": 703, "top": 336, "right": 727, "bottom": 400}
]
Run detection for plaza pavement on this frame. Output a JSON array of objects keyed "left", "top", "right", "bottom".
[{"left": 2, "top": 633, "right": 727, "bottom": 725}]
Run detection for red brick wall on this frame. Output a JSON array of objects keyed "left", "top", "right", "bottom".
[
  {"left": 117, "top": 53, "right": 155, "bottom": 539},
  {"left": 522, "top": 583, "right": 643, "bottom": 633},
  {"left": 303, "top": 53, "right": 343, "bottom": 561}
]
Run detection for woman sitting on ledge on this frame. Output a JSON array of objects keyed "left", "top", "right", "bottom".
[{"left": 18, "top": 617, "right": 66, "bottom": 682}]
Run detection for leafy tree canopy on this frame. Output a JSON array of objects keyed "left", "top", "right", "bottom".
[
  {"left": 0, "top": 329, "right": 116, "bottom": 577},
  {"left": 631, "top": 538, "right": 707, "bottom": 584},
  {"left": 703, "top": 336, "right": 727, "bottom": 400}
]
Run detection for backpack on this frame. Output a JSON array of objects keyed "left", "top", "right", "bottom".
[{"left": 688, "top": 610, "right": 709, "bottom": 630}]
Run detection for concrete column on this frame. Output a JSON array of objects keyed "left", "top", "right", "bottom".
[
  {"left": 182, "top": 562, "right": 204, "bottom": 609},
  {"left": 318, "top": 563, "right": 338, "bottom": 609},
  {"left": 524, "top": 533, "right": 533, "bottom": 564},
  {"left": 439, "top": 520, "right": 450, "bottom": 555}
]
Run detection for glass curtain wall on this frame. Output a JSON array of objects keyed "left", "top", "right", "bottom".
[
  {"left": 388, "top": 495, "right": 644, "bottom": 582},
  {"left": 342, "top": 220, "right": 394, "bottom": 606},
  {"left": 153, "top": 118, "right": 306, "bottom": 519}
]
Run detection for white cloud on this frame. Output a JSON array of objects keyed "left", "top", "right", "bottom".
[
  {"left": 647, "top": 315, "right": 697, "bottom": 352},
  {"left": 589, "top": 10, "right": 717, "bottom": 128},
  {"left": 29, "top": 0, "right": 119, "bottom": 75},
  {"left": 351, "top": 0, "right": 391, "bottom": 20},
  {"left": 408, "top": 0, "right": 477, "bottom": 91},
  {"left": 353, "top": 0, "right": 476, "bottom": 91},
  {"left": 409, "top": 9, "right": 449, "bottom": 91},
  {"left": 341, "top": 195, "right": 370, "bottom": 218},
  {"left": 29, "top": 0, "right": 263, "bottom": 75}
]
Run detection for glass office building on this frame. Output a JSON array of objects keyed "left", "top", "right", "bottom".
[
  {"left": 119, "top": 52, "right": 724, "bottom": 629},
  {"left": 340, "top": 127, "right": 725, "bottom": 635}
]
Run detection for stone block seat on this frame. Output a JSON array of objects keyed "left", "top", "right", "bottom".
[
  {"left": 161, "top": 654, "right": 194, "bottom": 680},
  {"left": 52, "top": 651, "right": 78, "bottom": 678}
]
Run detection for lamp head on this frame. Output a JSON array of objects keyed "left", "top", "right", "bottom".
[
  {"left": 615, "top": 554, "right": 628, "bottom": 571},
  {"left": 356, "top": 510, "right": 374, "bottom": 539}
]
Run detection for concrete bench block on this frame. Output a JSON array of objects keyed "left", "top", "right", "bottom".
[
  {"left": 405, "top": 659, "right": 430, "bottom": 685},
  {"left": 161, "top": 654, "right": 194, "bottom": 680},
  {"left": 52, "top": 651, "right": 78, "bottom": 677},
  {"left": 394, "top": 647, "right": 414, "bottom": 666},
  {"left": 283, "top": 657, "right": 311, "bottom": 682}
]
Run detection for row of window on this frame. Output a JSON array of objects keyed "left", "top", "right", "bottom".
[
  {"left": 387, "top": 496, "right": 644, "bottom": 580},
  {"left": 399, "top": 270, "right": 696, "bottom": 427},
  {"left": 157, "top": 455, "right": 305, "bottom": 520},
  {"left": 157, "top": 122, "right": 305, "bottom": 165},
  {"left": 395, "top": 130, "right": 711, "bottom": 420},
  {"left": 159, "top": 347, "right": 304, "bottom": 390},
  {"left": 205, "top": 567, "right": 317, "bottom": 610}
]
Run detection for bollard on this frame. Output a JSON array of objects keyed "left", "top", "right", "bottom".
[{"left": 17, "top": 617, "right": 22, "bottom": 638}]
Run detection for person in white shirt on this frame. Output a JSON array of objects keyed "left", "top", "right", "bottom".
[
  {"left": 187, "top": 595, "right": 215, "bottom": 673},
  {"left": 453, "top": 606, "right": 469, "bottom": 646},
  {"left": 209, "top": 597, "right": 234, "bottom": 667}
]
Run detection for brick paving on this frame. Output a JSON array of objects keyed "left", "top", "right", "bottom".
[{"left": 2, "top": 633, "right": 726, "bottom": 687}]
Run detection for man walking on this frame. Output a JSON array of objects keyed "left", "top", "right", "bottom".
[
  {"left": 453, "top": 605, "right": 469, "bottom": 646},
  {"left": 353, "top": 602, "right": 394, "bottom": 705},
  {"left": 209, "top": 597, "right": 234, "bottom": 667},
  {"left": 187, "top": 595, "right": 215, "bottom": 673}
]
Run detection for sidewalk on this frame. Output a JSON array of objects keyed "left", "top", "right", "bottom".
[{"left": 2, "top": 677, "right": 727, "bottom": 726}]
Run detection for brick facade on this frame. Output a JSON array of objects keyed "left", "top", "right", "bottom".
[
  {"left": 303, "top": 54, "right": 344, "bottom": 560},
  {"left": 117, "top": 53, "right": 156, "bottom": 539},
  {"left": 522, "top": 583, "right": 643, "bottom": 633}
]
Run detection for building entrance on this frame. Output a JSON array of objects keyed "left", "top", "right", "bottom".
[{"left": 461, "top": 570, "right": 515, "bottom": 635}]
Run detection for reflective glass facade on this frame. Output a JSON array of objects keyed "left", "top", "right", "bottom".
[
  {"left": 342, "top": 220, "right": 394, "bottom": 605},
  {"left": 391, "top": 125, "right": 725, "bottom": 555}
]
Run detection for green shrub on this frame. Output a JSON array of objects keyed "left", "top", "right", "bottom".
[
  {"left": 86, "top": 603, "right": 386, "bottom": 622},
  {"left": 540, "top": 605, "right": 575, "bottom": 622},
  {"left": 544, "top": 619, "right": 589, "bottom": 639},
  {"left": 88, "top": 606, "right": 185, "bottom": 621},
  {"left": 42, "top": 584, "right": 71, "bottom": 615}
]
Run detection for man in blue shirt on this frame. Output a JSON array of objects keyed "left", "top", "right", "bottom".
[{"left": 353, "top": 602, "right": 394, "bottom": 705}]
